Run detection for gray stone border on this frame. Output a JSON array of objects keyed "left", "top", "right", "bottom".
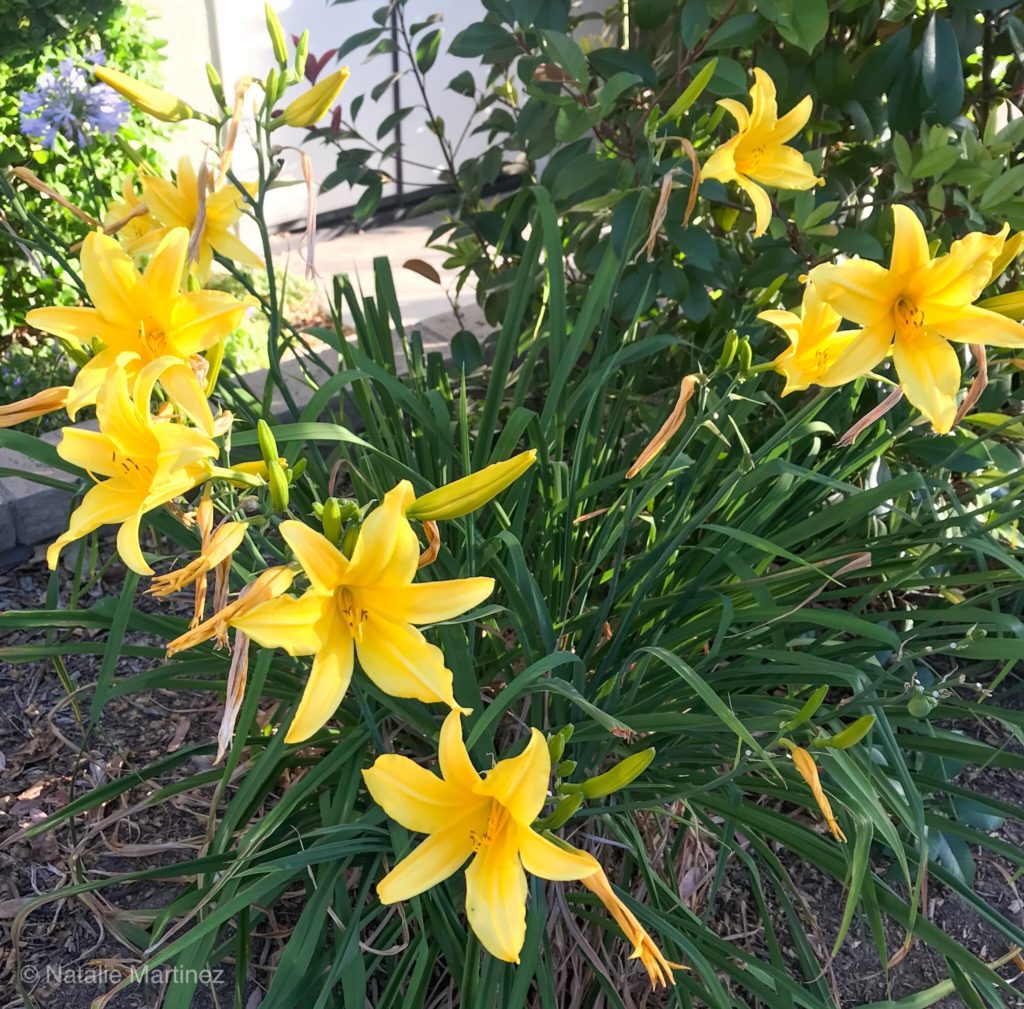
[{"left": 0, "top": 307, "right": 488, "bottom": 568}]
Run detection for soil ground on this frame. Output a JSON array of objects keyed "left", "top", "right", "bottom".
[{"left": 1, "top": 549, "right": 1023, "bottom": 1009}]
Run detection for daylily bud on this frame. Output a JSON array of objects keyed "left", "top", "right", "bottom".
[
  {"left": 294, "top": 30, "right": 310, "bottom": 80},
  {"left": 539, "top": 791, "right": 583, "bottom": 829},
  {"left": 979, "top": 290, "right": 1024, "bottom": 322},
  {"left": 782, "top": 684, "right": 829, "bottom": 730},
  {"left": 289, "top": 458, "right": 307, "bottom": 481},
  {"left": 266, "top": 67, "right": 282, "bottom": 104},
  {"left": 580, "top": 747, "right": 655, "bottom": 799},
  {"left": 281, "top": 67, "right": 350, "bottom": 127},
  {"left": 257, "top": 419, "right": 279, "bottom": 467},
  {"left": 268, "top": 459, "right": 290, "bottom": 512},
  {"left": 815, "top": 714, "right": 876, "bottom": 749},
  {"left": 340, "top": 522, "right": 360, "bottom": 558},
  {"left": 322, "top": 497, "right": 343, "bottom": 545},
  {"left": 556, "top": 759, "right": 577, "bottom": 778},
  {"left": 548, "top": 732, "right": 566, "bottom": 764},
  {"left": 265, "top": 1, "right": 289, "bottom": 65},
  {"left": 736, "top": 337, "right": 752, "bottom": 374},
  {"left": 94, "top": 66, "right": 194, "bottom": 122},
  {"left": 205, "top": 63, "right": 226, "bottom": 109},
  {"left": 407, "top": 449, "right": 537, "bottom": 521},
  {"left": 718, "top": 329, "right": 738, "bottom": 369}
]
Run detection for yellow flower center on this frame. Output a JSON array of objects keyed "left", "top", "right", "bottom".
[
  {"left": 111, "top": 451, "right": 154, "bottom": 489},
  {"left": 140, "top": 320, "right": 169, "bottom": 356},
  {"left": 894, "top": 297, "right": 924, "bottom": 339},
  {"left": 738, "top": 144, "right": 766, "bottom": 174},
  {"left": 336, "top": 586, "right": 368, "bottom": 641},
  {"left": 468, "top": 801, "right": 510, "bottom": 853}
]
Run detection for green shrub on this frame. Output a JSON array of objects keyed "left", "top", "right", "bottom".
[{"left": 0, "top": 0, "right": 165, "bottom": 339}]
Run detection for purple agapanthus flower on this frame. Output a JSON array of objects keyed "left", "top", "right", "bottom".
[{"left": 19, "top": 55, "right": 129, "bottom": 149}]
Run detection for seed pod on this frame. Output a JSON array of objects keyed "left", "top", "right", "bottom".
[
  {"left": 718, "top": 329, "right": 738, "bottom": 370},
  {"left": 736, "top": 338, "right": 753, "bottom": 374}
]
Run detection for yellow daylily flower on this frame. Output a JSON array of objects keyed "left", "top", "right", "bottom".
[
  {"left": 365, "top": 711, "right": 683, "bottom": 983},
  {"left": 26, "top": 228, "right": 249, "bottom": 433},
  {"left": 406, "top": 449, "right": 537, "bottom": 521},
  {"left": 230, "top": 482, "right": 494, "bottom": 743},
  {"left": 364, "top": 711, "right": 600, "bottom": 964},
  {"left": 142, "top": 157, "right": 263, "bottom": 281},
  {"left": 148, "top": 492, "right": 247, "bottom": 628},
  {"left": 784, "top": 742, "right": 847, "bottom": 843},
  {"left": 47, "top": 357, "right": 219, "bottom": 576},
  {"left": 809, "top": 206, "right": 1024, "bottom": 433},
  {"left": 103, "top": 174, "right": 166, "bottom": 258},
  {"left": 702, "top": 68, "right": 821, "bottom": 238},
  {"left": 281, "top": 66, "right": 350, "bottom": 127},
  {"left": 759, "top": 284, "right": 862, "bottom": 395},
  {"left": 0, "top": 385, "right": 69, "bottom": 428}
]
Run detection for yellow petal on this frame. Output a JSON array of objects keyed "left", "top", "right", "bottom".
[
  {"left": 715, "top": 98, "right": 749, "bottom": 130},
  {"left": 363, "top": 753, "right": 476, "bottom": 833},
  {"left": 361, "top": 576, "right": 494, "bottom": 625},
  {"left": 81, "top": 231, "right": 144, "bottom": 329},
  {"left": 809, "top": 261, "right": 895, "bottom": 327},
  {"left": 280, "top": 520, "right": 348, "bottom": 593},
  {"left": 889, "top": 205, "right": 930, "bottom": 279},
  {"left": 748, "top": 68, "right": 779, "bottom": 129},
  {"left": 517, "top": 827, "right": 598, "bottom": 881},
  {"left": 355, "top": 614, "right": 462, "bottom": 708},
  {"left": 56, "top": 428, "right": 122, "bottom": 477},
  {"left": 230, "top": 589, "right": 326, "bottom": 656},
  {"left": 159, "top": 362, "right": 215, "bottom": 434},
  {"left": 206, "top": 227, "right": 265, "bottom": 270},
  {"left": 748, "top": 145, "right": 819, "bottom": 191},
  {"left": 46, "top": 479, "right": 140, "bottom": 570},
  {"left": 767, "top": 93, "right": 813, "bottom": 144},
  {"left": 475, "top": 728, "right": 550, "bottom": 825},
  {"left": 348, "top": 481, "right": 419, "bottom": 586},
  {"left": 464, "top": 826, "right": 528, "bottom": 963},
  {"left": 284, "top": 617, "right": 354, "bottom": 742},
  {"left": 377, "top": 823, "right": 477, "bottom": 905},
  {"left": 116, "top": 509, "right": 152, "bottom": 575},
  {"left": 988, "top": 230, "right": 1024, "bottom": 284},
  {"left": 26, "top": 305, "right": 125, "bottom": 345},
  {"left": 66, "top": 351, "right": 121, "bottom": 419},
  {"left": 892, "top": 327, "right": 960, "bottom": 434},
  {"left": 143, "top": 226, "right": 190, "bottom": 303},
  {"left": 928, "top": 304, "right": 1024, "bottom": 348},
  {"left": 917, "top": 225, "right": 1008, "bottom": 310},
  {"left": 439, "top": 710, "right": 482, "bottom": 789},
  {"left": 170, "top": 289, "right": 251, "bottom": 355},
  {"left": 735, "top": 174, "right": 773, "bottom": 238},
  {"left": 817, "top": 319, "right": 893, "bottom": 386},
  {"left": 142, "top": 174, "right": 193, "bottom": 230},
  {"left": 701, "top": 138, "right": 739, "bottom": 184},
  {"left": 95, "top": 365, "right": 155, "bottom": 459}
]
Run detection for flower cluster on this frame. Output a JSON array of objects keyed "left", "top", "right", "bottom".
[{"left": 20, "top": 55, "right": 129, "bottom": 150}]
